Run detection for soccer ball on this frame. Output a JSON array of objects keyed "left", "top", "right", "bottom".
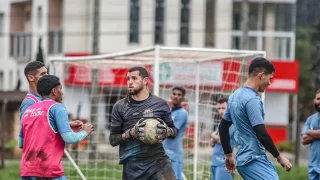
[{"left": 141, "top": 118, "right": 161, "bottom": 145}]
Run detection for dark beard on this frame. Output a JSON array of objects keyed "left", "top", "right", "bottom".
[
  {"left": 314, "top": 103, "right": 320, "bottom": 112},
  {"left": 128, "top": 86, "right": 143, "bottom": 95}
]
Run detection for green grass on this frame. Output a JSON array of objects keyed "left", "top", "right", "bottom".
[{"left": 0, "top": 161, "right": 309, "bottom": 180}]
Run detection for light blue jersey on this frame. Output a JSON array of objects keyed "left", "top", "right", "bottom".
[
  {"left": 163, "top": 106, "right": 188, "bottom": 180},
  {"left": 223, "top": 87, "right": 279, "bottom": 180},
  {"left": 211, "top": 125, "right": 235, "bottom": 167},
  {"left": 223, "top": 87, "right": 266, "bottom": 166},
  {"left": 163, "top": 107, "right": 188, "bottom": 160},
  {"left": 302, "top": 113, "right": 320, "bottom": 180},
  {"left": 211, "top": 125, "right": 235, "bottom": 180}
]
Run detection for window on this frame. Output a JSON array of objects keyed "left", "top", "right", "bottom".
[
  {"left": 0, "top": 13, "right": 4, "bottom": 35},
  {"left": 154, "top": 0, "right": 165, "bottom": 44},
  {"left": 129, "top": 0, "right": 140, "bottom": 44},
  {"left": 180, "top": 0, "right": 190, "bottom": 46},
  {"left": 48, "top": 29, "right": 63, "bottom": 54},
  {"left": 10, "top": 32, "right": 32, "bottom": 58},
  {"left": 275, "top": 4, "right": 293, "bottom": 31}
]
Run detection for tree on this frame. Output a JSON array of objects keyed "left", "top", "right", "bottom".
[
  {"left": 36, "top": 37, "right": 44, "bottom": 63},
  {"left": 295, "top": 26, "right": 318, "bottom": 120}
]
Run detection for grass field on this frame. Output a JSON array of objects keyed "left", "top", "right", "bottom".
[{"left": 0, "top": 161, "right": 308, "bottom": 180}]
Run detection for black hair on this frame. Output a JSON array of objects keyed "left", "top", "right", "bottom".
[
  {"left": 128, "top": 67, "right": 149, "bottom": 78},
  {"left": 217, "top": 98, "right": 228, "bottom": 104},
  {"left": 172, "top": 86, "right": 186, "bottom": 96},
  {"left": 37, "top": 75, "right": 61, "bottom": 96},
  {"left": 24, "top": 61, "right": 45, "bottom": 78},
  {"left": 248, "top": 57, "right": 275, "bottom": 77}
]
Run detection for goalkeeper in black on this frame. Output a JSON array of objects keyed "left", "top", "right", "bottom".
[{"left": 109, "top": 67, "right": 179, "bottom": 180}]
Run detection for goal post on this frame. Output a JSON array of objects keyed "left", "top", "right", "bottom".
[{"left": 49, "top": 46, "right": 265, "bottom": 180}]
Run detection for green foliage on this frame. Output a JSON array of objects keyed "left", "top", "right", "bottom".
[
  {"left": 36, "top": 37, "right": 44, "bottom": 63},
  {"left": 295, "top": 26, "right": 318, "bottom": 119},
  {"left": 4, "top": 140, "right": 17, "bottom": 151},
  {"left": 277, "top": 141, "right": 295, "bottom": 153}
]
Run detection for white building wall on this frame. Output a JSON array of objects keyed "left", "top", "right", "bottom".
[
  {"left": 63, "top": 0, "right": 91, "bottom": 53},
  {"left": 214, "top": 0, "right": 233, "bottom": 49},
  {"left": 265, "top": 92, "right": 289, "bottom": 125},
  {"left": 0, "top": 0, "right": 15, "bottom": 91},
  {"left": 191, "top": 0, "right": 205, "bottom": 48}
]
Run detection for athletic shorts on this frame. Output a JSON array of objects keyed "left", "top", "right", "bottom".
[
  {"left": 211, "top": 166, "right": 233, "bottom": 180},
  {"left": 122, "top": 158, "right": 176, "bottom": 180},
  {"left": 237, "top": 156, "right": 279, "bottom": 180}
]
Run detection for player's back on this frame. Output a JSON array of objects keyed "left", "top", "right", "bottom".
[{"left": 227, "top": 87, "right": 265, "bottom": 166}]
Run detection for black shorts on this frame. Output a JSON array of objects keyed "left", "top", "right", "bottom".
[{"left": 122, "top": 157, "right": 176, "bottom": 180}]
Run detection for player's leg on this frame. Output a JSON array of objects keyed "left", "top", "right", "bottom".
[
  {"left": 148, "top": 158, "right": 176, "bottom": 180},
  {"left": 211, "top": 166, "right": 216, "bottom": 180},
  {"left": 308, "top": 166, "right": 320, "bottom": 180},
  {"left": 215, "top": 166, "right": 233, "bottom": 180},
  {"left": 237, "top": 156, "right": 279, "bottom": 180},
  {"left": 171, "top": 159, "right": 183, "bottom": 180}
]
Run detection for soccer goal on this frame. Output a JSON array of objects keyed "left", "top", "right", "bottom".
[{"left": 49, "top": 46, "right": 265, "bottom": 180}]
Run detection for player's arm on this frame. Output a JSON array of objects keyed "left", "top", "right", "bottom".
[
  {"left": 306, "top": 130, "right": 320, "bottom": 139},
  {"left": 219, "top": 120, "right": 233, "bottom": 154},
  {"left": 301, "top": 118, "right": 315, "bottom": 145},
  {"left": 219, "top": 100, "right": 233, "bottom": 154},
  {"left": 109, "top": 102, "right": 125, "bottom": 146},
  {"left": 18, "top": 99, "right": 34, "bottom": 149},
  {"left": 246, "top": 98, "right": 280, "bottom": 158},
  {"left": 109, "top": 102, "right": 147, "bottom": 146},
  {"left": 51, "top": 104, "right": 91, "bottom": 144},
  {"left": 172, "top": 111, "right": 188, "bottom": 132},
  {"left": 211, "top": 131, "right": 221, "bottom": 144}
]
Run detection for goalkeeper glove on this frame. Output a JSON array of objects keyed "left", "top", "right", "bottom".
[{"left": 124, "top": 118, "right": 146, "bottom": 141}]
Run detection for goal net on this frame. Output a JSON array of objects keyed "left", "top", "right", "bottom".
[{"left": 49, "top": 46, "right": 265, "bottom": 180}]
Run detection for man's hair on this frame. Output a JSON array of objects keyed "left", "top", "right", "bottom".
[
  {"left": 24, "top": 61, "right": 45, "bottom": 78},
  {"left": 172, "top": 86, "right": 186, "bottom": 96},
  {"left": 217, "top": 98, "right": 228, "bottom": 104},
  {"left": 316, "top": 89, "right": 320, "bottom": 95},
  {"left": 128, "top": 67, "right": 149, "bottom": 78},
  {"left": 37, "top": 75, "right": 61, "bottom": 96},
  {"left": 248, "top": 57, "right": 275, "bottom": 77}
]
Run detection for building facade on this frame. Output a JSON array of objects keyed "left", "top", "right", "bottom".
[{"left": 0, "top": 0, "right": 297, "bottom": 143}]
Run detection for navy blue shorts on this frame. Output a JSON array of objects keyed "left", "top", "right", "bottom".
[{"left": 122, "top": 158, "right": 176, "bottom": 180}]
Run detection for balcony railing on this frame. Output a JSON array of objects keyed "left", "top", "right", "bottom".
[{"left": 10, "top": 32, "right": 32, "bottom": 59}]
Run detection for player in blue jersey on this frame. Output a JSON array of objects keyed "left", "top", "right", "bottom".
[
  {"left": 301, "top": 89, "right": 320, "bottom": 180},
  {"left": 109, "top": 67, "right": 178, "bottom": 180},
  {"left": 210, "top": 98, "right": 234, "bottom": 180},
  {"left": 219, "top": 57, "right": 292, "bottom": 180},
  {"left": 19, "top": 61, "right": 82, "bottom": 149},
  {"left": 19, "top": 61, "right": 48, "bottom": 148},
  {"left": 21, "top": 75, "right": 94, "bottom": 180},
  {"left": 163, "top": 86, "right": 188, "bottom": 180}
]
